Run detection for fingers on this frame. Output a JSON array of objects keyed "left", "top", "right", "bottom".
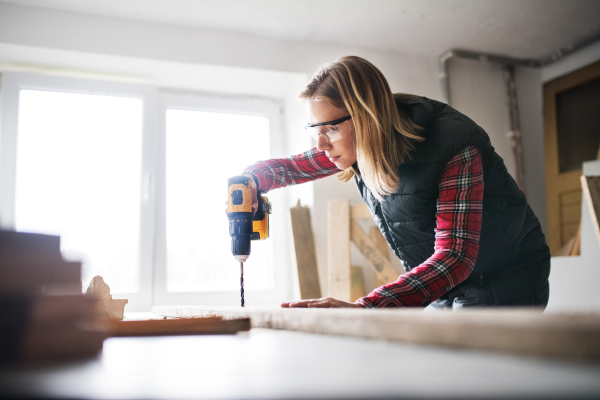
[
  {"left": 252, "top": 190, "right": 258, "bottom": 213},
  {"left": 280, "top": 298, "right": 362, "bottom": 308},
  {"left": 242, "top": 174, "right": 259, "bottom": 213}
]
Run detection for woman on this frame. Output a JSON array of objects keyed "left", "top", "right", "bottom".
[{"left": 242, "top": 56, "right": 550, "bottom": 310}]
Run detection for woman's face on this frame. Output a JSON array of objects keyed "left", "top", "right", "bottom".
[{"left": 306, "top": 99, "right": 357, "bottom": 170}]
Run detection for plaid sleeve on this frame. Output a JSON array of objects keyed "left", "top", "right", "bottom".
[
  {"left": 242, "top": 147, "right": 341, "bottom": 192},
  {"left": 356, "top": 145, "right": 484, "bottom": 308}
]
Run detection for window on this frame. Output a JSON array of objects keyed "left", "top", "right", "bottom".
[
  {"left": 152, "top": 92, "right": 286, "bottom": 307},
  {"left": 15, "top": 90, "right": 143, "bottom": 294},
  {"left": 0, "top": 72, "right": 288, "bottom": 309},
  {"left": 165, "top": 109, "right": 272, "bottom": 292}
]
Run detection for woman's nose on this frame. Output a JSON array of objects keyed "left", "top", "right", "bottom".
[{"left": 316, "top": 134, "right": 330, "bottom": 151}]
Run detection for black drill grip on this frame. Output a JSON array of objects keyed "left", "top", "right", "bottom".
[{"left": 253, "top": 194, "right": 266, "bottom": 221}]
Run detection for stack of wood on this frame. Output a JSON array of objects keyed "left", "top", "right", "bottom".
[{"left": 0, "top": 230, "right": 106, "bottom": 365}]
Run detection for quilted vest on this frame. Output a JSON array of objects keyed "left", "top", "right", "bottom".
[{"left": 355, "top": 97, "right": 549, "bottom": 274}]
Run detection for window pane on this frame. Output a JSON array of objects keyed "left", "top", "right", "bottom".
[
  {"left": 15, "top": 90, "right": 142, "bottom": 293},
  {"left": 166, "top": 109, "right": 272, "bottom": 292}
]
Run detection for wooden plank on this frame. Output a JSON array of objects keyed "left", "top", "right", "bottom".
[
  {"left": 351, "top": 220, "right": 399, "bottom": 284},
  {"left": 0, "top": 230, "right": 63, "bottom": 260},
  {"left": 96, "top": 317, "right": 251, "bottom": 337},
  {"left": 369, "top": 226, "right": 393, "bottom": 287},
  {"left": 17, "top": 295, "right": 107, "bottom": 364},
  {"left": 350, "top": 266, "right": 366, "bottom": 301},
  {"left": 328, "top": 199, "right": 351, "bottom": 301},
  {"left": 22, "top": 328, "right": 107, "bottom": 364},
  {"left": 289, "top": 201, "right": 321, "bottom": 299},
  {"left": 561, "top": 202, "right": 581, "bottom": 223},
  {"left": 0, "top": 259, "right": 81, "bottom": 293},
  {"left": 581, "top": 175, "right": 600, "bottom": 250},
  {"left": 350, "top": 204, "right": 371, "bottom": 219},
  {"left": 560, "top": 189, "right": 583, "bottom": 205},
  {"left": 0, "top": 230, "right": 83, "bottom": 295},
  {"left": 153, "top": 306, "right": 600, "bottom": 360},
  {"left": 555, "top": 235, "right": 576, "bottom": 257},
  {"left": 570, "top": 225, "right": 581, "bottom": 256}
]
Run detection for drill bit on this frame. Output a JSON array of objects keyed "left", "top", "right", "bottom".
[{"left": 240, "top": 261, "right": 245, "bottom": 307}]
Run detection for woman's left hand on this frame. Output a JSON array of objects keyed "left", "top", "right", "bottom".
[{"left": 281, "top": 297, "right": 362, "bottom": 308}]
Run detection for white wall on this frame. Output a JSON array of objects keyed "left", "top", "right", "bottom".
[
  {"left": 514, "top": 66, "right": 546, "bottom": 231},
  {"left": 0, "top": 2, "right": 443, "bottom": 298},
  {"left": 449, "top": 58, "right": 516, "bottom": 180}
]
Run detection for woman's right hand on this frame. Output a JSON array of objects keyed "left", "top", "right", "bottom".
[{"left": 242, "top": 174, "right": 259, "bottom": 215}]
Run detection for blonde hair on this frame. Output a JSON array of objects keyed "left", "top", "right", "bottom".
[{"left": 299, "top": 56, "right": 424, "bottom": 201}]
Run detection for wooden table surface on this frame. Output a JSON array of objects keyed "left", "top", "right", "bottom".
[{"left": 1, "top": 327, "right": 600, "bottom": 399}]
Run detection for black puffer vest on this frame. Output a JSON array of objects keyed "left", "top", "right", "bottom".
[{"left": 355, "top": 97, "right": 549, "bottom": 277}]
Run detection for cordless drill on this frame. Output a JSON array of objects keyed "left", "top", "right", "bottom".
[{"left": 226, "top": 176, "right": 271, "bottom": 307}]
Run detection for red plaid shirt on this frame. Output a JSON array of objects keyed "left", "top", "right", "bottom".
[{"left": 243, "top": 145, "right": 483, "bottom": 307}]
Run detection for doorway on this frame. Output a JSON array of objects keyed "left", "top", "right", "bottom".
[{"left": 544, "top": 60, "right": 600, "bottom": 255}]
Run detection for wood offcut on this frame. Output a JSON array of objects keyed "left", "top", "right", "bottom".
[
  {"left": 289, "top": 200, "right": 321, "bottom": 299},
  {"left": 328, "top": 200, "right": 401, "bottom": 300},
  {"left": 96, "top": 317, "right": 251, "bottom": 337},
  {"left": 370, "top": 226, "right": 395, "bottom": 287},
  {"left": 351, "top": 219, "right": 398, "bottom": 283},
  {"left": 328, "top": 199, "right": 351, "bottom": 301},
  {"left": 85, "top": 276, "right": 128, "bottom": 320}
]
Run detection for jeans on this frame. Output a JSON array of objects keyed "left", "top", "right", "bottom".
[{"left": 430, "top": 254, "right": 551, "bottom": 311}]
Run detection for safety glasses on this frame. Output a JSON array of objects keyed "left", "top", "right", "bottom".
[{"left": 304, "top": 115, "right": 352, "bottom": 143}]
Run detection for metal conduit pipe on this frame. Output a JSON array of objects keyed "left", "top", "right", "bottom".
[
  {"left": 437, "top": 32, "right": 600, "bottom": 194},
  {"left": 439, "top": 32, "right": 600, "bottom": 106}
]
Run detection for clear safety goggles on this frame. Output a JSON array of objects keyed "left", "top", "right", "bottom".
[{"left": 304, "top": 115, "right": 352, "bottom": 143}]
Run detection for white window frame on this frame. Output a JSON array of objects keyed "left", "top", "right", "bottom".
[
  {"left": 0, "top": 72, "right": 158, "bottom": 310},
  {"left": 153, "top": 91, "right": 290, "bottom": 306},
  {"left": 0, "top": 72, "right": 292, "bottom": 310}
]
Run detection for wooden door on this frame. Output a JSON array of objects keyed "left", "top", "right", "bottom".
[{"left": 544, "top": 60, "right": 600, "bottom": 255}]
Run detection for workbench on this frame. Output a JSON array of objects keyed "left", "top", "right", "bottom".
[{"left": 1, "top": 324, "right": 600, "bottom": 399}]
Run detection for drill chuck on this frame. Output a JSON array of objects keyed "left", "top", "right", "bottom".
[{"left": 228, "top": 212, "right": 253, "bottom": 258}]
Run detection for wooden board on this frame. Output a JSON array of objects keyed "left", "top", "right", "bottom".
[
  {"left": 289, "top": 201, "right": 321, "bottom": 299},
  {"left": 350, "top": 220, "right": 399, "bottom": 284},
  {"left": 350, "top": 204, "right": 372, "bottom": 219},
  {"left": 350, "top": 266, "right": 366, "bottom": 301},
  {"left": 0, "top": 259, "right": 81, "bottom": 293},
  {"left": 328, "top": 199, "right": 351, "bottom": 301},
  {"left": 0, "top": 231, "right": 82, "bottom": 295},
  {"left": 581, "top": 175, "right": 600, "bottom": 249},
  {"left": 152, "top": 306, "right": 600, "bottom": 360},
  {"left": 95, "top": 317, "right": 251, "bottom": 337},
  {"left": 370, "top": 226, "right": 393, "bottom": 287}
]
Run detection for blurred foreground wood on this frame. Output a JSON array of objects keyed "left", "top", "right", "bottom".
[
  {"left": 1, "top": 231, "right": 106, "bottom": 365},
  {"left": 153, "top": 306, "right": 600, "bottom": 360}
]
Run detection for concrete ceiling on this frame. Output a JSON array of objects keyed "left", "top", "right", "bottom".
[{"left": 3, "top": 0, "right": 600, "bottom": 59}]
